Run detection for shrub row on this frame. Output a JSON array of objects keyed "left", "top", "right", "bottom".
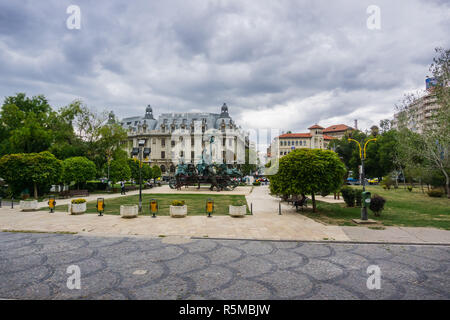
[{"left": 341, "top": 186, "right": 363, "bottom": 207}]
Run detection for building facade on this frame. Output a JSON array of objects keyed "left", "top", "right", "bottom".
[
  {"left": 117, "top": 103, "right": 247, "bottom": 176},
  {"left": 267, "top": 124, "right": 336, "bottom": 163},
  {"left": 323, "top": 124, "right": 354, "bottom": 139},
  {"left": 393, "top": 93, "right": 442, "bottom": 134}
]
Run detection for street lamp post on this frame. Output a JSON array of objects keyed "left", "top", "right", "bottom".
[
  {"left": 348, "top": 137, "right": 377, "bottom": 220},
  {"left": 131, "top": 140, "right": 148, "bottom": 214}
]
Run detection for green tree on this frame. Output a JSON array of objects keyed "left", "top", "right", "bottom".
[
  {"left": 62, "top": 157, "right": 97, "bottom": 189},
  {"left": 0, "top": 94, "right": 54, "bottom": 155},
  {"left": 142, "top": 163, "right": 153, "bottom": 180},
  {"left": 269, "top": 149, "right": 346, "bottom": 212},
  {"left": 152, "top": 165, "right": 162, "bottom": 179},
  {"left": 127, "top": 158, "right": 140, "bottom": 181},
  {"left": 396, "top": 48, "right": 450, "bottom": 197},
  {"left": 0, "top": 151, "right": 62, "bottom": 198},
  {"left": 109, "top": 159, "right": 131, "bottom": 184}
]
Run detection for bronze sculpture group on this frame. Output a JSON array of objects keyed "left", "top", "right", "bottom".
[{"left": 169, "top": 160, "right": 242, "bottom": 191}]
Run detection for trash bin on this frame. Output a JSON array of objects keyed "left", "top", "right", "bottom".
[{"left": 362, "top": 191, "right": 371, "bottom": 207}]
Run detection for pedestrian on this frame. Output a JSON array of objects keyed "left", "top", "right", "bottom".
[{"left": 120, "top": 181, "right": 126, "bottom": 195}]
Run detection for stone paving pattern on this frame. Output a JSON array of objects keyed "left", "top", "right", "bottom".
[{"left": 0, "top": 232, "right": 449, "bottom": 300}]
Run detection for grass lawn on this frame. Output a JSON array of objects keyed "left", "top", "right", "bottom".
[
  {"left": 301, "top": 185, "right": 450, "bottom": 230},
  {"left": 47, "top": 193, "right": 250, "bottom": 216}
]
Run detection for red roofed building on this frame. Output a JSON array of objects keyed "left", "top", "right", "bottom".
[
  {"left": 268, "top": 124, "right": 339, "bottom": 160},
  {"left": 323, "top": 124, "right": 354, "bottom": 139}
]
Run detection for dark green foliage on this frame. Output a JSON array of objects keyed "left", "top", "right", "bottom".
[
  {"left": 427, "top": 190, "right": 444, "bottom": 198},
  {"left": 0, "top": 151, "right": 62, "bottom": 198},
  {"left": 341, "top": 186, "right": 356, "bottom": 207},
  {"left": 354, "top": 189, "right": 363, "bottom": 207},
  {"left": 109, "top": 159, "right": 131, "bottom": 183},
  {"left": 369, "top": 195, "right": 386, "bottom": 216},
  {"left": 152, "top": 165, "right": 162, "bottom": 179},
  {"left": 62, "top": 157, "right": 97, "bottom": 189},
  {"left": 269, "top": 149, "right": 346, "bottom": 212}
]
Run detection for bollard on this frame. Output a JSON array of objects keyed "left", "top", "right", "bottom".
[
  {"left": 96, "top": 198, "right": 105, "bottom": 216},
  {"left": 150, "top": 199, "right": 158, "bottom": 218},
  {"left": 11, "top": 197, "right": 14, "bottom": 209},
  {"left": 48, "top": 195, "right": 56, "bottom": 213},
  {"left": 279, "top": 201, "right": 281, "bottom": 215},
  {"left": 250, "top": 203, "right": 253, "bottom": 215},
  {"left": 206, "top": 198, "right": 214, "bottom": 218},
  {"left": 0, "top": 197, "right": 2, "bottom": 208}
]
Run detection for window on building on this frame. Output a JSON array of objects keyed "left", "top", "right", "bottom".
[
  {"left": 191, "top": 137, "right": 195, "bottom": 146},
  {"left": 280, "top": 151, "right": 283, "bottom": 156},
  {"left": 161, "top": 151, "right": 165, "bottom": 159},
  {"left": 160, "top": 165, "right": 166, "bottom": 173},
  {"left": 171, "top": 140, "right": 175, "bottom": 147},
  {"left": 180, "top": 151, "right": 184, "bottom": 157},
  {"left": 161, "top": 138, "right": 165, "bottom": 147},
  {"left": 191, "top": 151, "right": 194, "bottom": 159}
]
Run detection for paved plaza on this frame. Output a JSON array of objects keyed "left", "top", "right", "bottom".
[
  {"left": 0, "top": 232, "right": 449, "bottom": 300},
  {"left": 1, "top": 186, "right": 449, "bottom": 244}
]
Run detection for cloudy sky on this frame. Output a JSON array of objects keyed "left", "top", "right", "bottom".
[{"left": 0, "top": 0, "right": 449, "bottom": 134}]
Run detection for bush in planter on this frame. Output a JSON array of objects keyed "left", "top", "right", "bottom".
[
  {"left": 341, "top": 186, "right": 355, "bottom": 207},
  {"left": 171, "top": 200, "right": 185, "bottom": 206},
  {"left": 253, "top": 181, "right": 261, "bottom": 186},
  {"left": 369, "top": 195, "right": 386, "bottom": 217},
  {"left": 231, "top": 199, "right": 246, "bottom": 206},
  {"left": 427, "top": 190, "right": 443, "bottom": 198},
  {"left": 71, "top": 198, "right": 87, "bottom": 204}
]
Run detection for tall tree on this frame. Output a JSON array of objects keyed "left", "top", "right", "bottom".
[
  {"left": 269, "top": 149, "right": 346, "bottom": 212},
  {"left": 62, "top": 157, "right": 97, "bottom": 189},
  {"left": 0, "top": 93, "right": 54, "bottom": 155},
  {"left": 0, "top": 151, "right": 62, "bottom": 198},
  {"left": 396, "top": 48, "right": 450, "bottom": 197}
]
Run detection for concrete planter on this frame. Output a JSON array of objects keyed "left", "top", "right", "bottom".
[
  {"left": 229, "top": 205, "right": 246, "bottom": 217},
  {"left": 19, "top": 200, "right": 38, "bottom": 211},
  {"left": 170, "top": 205, "right": 187, "bottom": 218},
  {"left": 120, "top": 205, "right": 138, "bottom": 218},
  {"left": 70, "top": 202, "right": 86, "bottom": 215}
]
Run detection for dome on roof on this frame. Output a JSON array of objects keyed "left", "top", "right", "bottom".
[
  {"left": 144, "top": 104, "right": 154, "bottom": 119},
  {"left": 219, "top": 103, "right": 230, "bottom": 118}
]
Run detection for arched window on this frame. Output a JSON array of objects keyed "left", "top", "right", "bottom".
[
  {"left": 170, "top": 165, "right": 176, "bottom": 173},
  {"left": 160, "top": 165, "right": 166, "bottom": 173}
]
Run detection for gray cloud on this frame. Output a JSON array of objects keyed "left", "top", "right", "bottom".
[{"left": 0, "top": 0, "right": 449, "bottom": 135}]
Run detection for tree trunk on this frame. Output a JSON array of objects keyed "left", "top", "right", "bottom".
[
  {"left": 443, "top": 170, "right": 450, "bottom": 199},
  {"left": 420, "top": 178, "right": 424, "bottom": 193},
  {"left": 311, "top": 192, "right": 316, "bottom": 213},
  {"left": 33, "top": 182, "right": 38, "bottom": 199}
]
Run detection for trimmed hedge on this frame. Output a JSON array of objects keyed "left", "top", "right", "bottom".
[
  {"left": 427, "top": 190, "right": 444, "bottom": 198},
  {"left": 341, "top": 186, "right": 356, "bottom": 207}
]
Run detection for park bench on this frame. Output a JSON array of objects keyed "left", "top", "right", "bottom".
[{"left": 293, "top": 196, "right": 308, "bottom": 212}]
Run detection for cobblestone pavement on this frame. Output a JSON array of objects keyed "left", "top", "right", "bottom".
[{"left": 0, "top": 232, "right": 449, "bottom": 300}]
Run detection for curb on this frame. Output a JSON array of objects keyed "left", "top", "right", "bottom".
[{"left": 190, "top": 236, "right": 450, "bottom": 246}]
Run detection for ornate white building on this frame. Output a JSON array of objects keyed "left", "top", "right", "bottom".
[{"left": 117, "top": 103, "right": 247, "bottom": 176}]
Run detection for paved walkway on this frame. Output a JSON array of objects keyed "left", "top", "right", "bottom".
[
  {"left": 1, "top": 232, "right": 449, "bottom": 300},
  {"left": 0, "top": 186, "right": 449, "bottom": 244}
]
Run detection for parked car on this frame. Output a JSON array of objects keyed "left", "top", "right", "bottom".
[{"left": 368, "top": 178, "right": 379, "bottom": 185}]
